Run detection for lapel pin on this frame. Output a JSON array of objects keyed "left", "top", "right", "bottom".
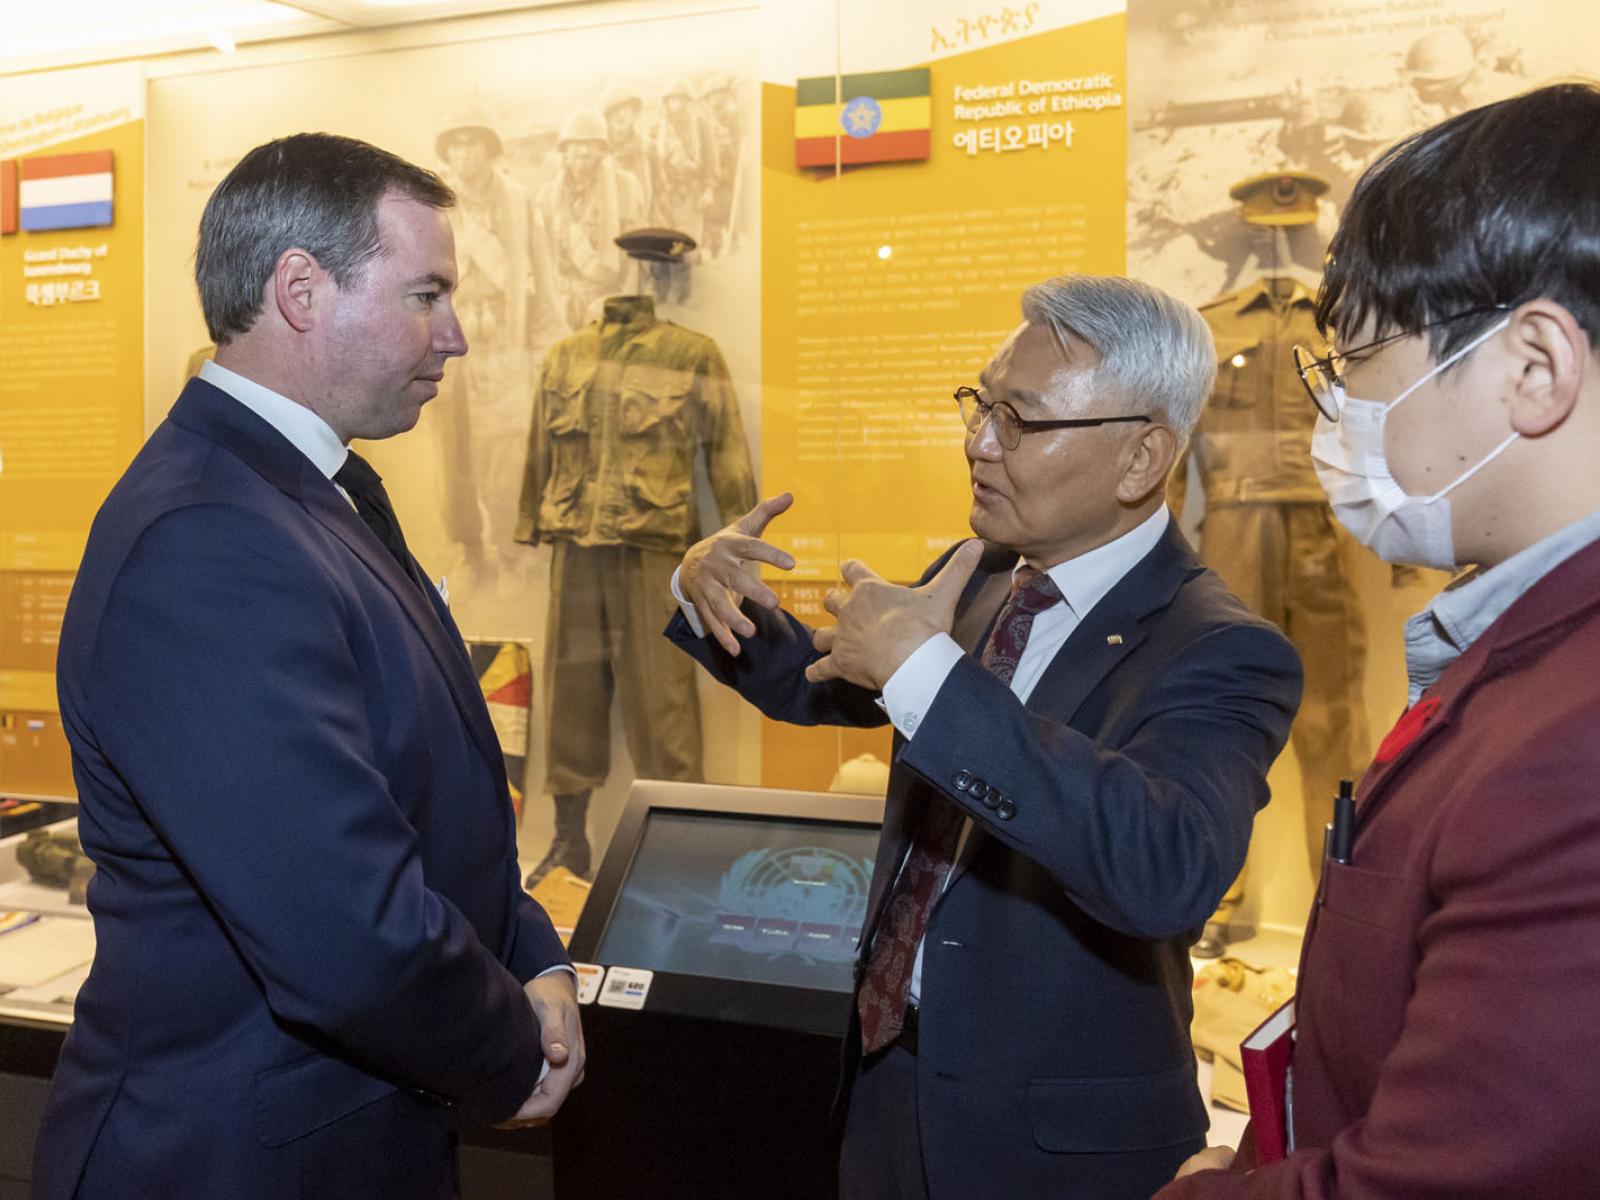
[{"left": 1106, "top": 634, "right": 1124, "bottom": 645}]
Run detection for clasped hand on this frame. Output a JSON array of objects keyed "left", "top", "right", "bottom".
[
  {"left": 679, "top": 493, "right": 982, "bottom": 692},
  {"left": 499, "top": 971, "right": 585, "bottom": 1127}
]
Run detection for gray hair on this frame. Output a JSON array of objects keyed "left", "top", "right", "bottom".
[
  {"left": 1020, "top": 274, "right": 1215, "bottom": 445},
  {"left": 195, "top": 132, "right": 454, "bottom": 345}
]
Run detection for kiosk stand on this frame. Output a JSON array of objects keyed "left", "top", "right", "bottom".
[{"left": 555, "top": 781, "right": 884, "bottom": 1200}]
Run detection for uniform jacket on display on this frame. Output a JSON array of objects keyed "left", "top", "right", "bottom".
[
  {"left": 1159, "top": 536, "right": 1600, "bottom": 1200},
  {"left": 516, "top": 294, "right": 756, "bottom": 552},
  {"left": 1186, "top": 278, "right": 1326, "bottom": 508},
  {"left": 667, "top": 522, "right": 1302, "bottom": 1199},
  {"left": 35, "top": 379, "right": 568, "bottom": 1200}
]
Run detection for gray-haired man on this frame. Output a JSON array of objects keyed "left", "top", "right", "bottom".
[{"left": 669, "top": 274, "right": 1303, "bottom": 1199}]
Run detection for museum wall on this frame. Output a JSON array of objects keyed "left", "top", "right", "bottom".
[{"left": 4, "top": 0, "right": 1594, "bottom": 934}]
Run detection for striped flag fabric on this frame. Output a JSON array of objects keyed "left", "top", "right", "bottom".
[
  {"left": 20, "top": 150, "right": 115, "bottom": 232},
  {"left": 467, "top": 639, "right": 533, "bottom": 822},
  {"left": 795, "top": 69, "right": 932, "bottom": 169}
]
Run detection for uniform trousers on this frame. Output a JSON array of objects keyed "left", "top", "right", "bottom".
[{"left": 543, "top": 540, "right": 703, "bottom": 793}]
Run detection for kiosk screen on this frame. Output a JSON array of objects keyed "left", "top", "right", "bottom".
[{"left": 594, "top": 811, "right": 877, "bottom": 992}]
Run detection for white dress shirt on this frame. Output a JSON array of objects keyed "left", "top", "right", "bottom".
[
  {"left": 672, "top": 506, "right": 1171, "bottom": 1000},
  {"left": 199, "top": 359, "right": 347, "bottom": 480}
]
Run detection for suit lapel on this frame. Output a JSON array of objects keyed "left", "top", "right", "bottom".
[
  {"left": 1034, "top": 521, "right": 1198, "bottom": 718},
  {"left": 168, "top": 380, "right": 505, "bottom": 781},
  {"left": 299, "top": 482, "right": 504, "bottom": 774},
  {"left": 945, "top": 522, "right": 1200, "bottom": 886}
]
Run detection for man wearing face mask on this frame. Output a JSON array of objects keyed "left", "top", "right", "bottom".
[{"left": 1162, "top": 81, "right": 1600, "bottom": 1199}]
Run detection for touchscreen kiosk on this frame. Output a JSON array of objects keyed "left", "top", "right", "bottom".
[
  {"left": 569, "top": 779, "right": 883, "bottom": 1034},
  {"left": 555, "top": 781, "right": 885, "bottom": 1200}
]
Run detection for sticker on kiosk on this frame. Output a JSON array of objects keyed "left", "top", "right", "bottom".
[
  {"left": 597, "top": 966, "right": 653, "bottom": 1010},
  {"left": 572, "top": 962, "right": 605, "bottom": 1005}
]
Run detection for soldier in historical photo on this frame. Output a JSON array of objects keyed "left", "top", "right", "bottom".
[
  {"left": 539, "top": 107, "right": 647, "bottom": 330},
  {"left": 433, "top": 100, "right": 556, "bottom": 578},
  {"left": 650, "top": 80, "right": 718, "bottom": 303},
  {"left": 700, "top": 73, "right": 748, "bottom": 260},
  {"left": 601, "top": 84, "right": 654, "bottom": 217}
]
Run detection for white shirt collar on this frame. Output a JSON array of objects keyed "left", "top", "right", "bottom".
[
  {"left": 1022, "top": 505, "right": 1171, "bottom": 621},
  {"left": 199, "top": 359, "right": 348, "bottom": 480}
]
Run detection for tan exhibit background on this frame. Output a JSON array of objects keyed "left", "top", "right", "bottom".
[
  {"left": 143, "top": 2, "right": 766, "bottom": 866},
  {"left": 0, "top": 62, "right": 146, "bottom": 795},
  {"left": 4, "top": 0, "right": 1595, "bottom": 937},
  {"left": 1128, "top": 0, "right": 1600, "bottom": 929}
]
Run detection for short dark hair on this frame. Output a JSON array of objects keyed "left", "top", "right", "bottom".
[
  {"left": 1318, "top": 81, "right": 1600, "bottom": 361},
  {"left": 195, "top": 132, "right": 454, "bottom": 345}
]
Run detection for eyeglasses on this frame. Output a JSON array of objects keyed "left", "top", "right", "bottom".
[
  {"left": 954, "top": 387, "right": 1151, "bottom": 451},
  {"left": 1293, "top": 305, "right": 1510, "bottom": 422}
]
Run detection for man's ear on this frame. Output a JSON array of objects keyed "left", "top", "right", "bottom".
[
  {"left": 271, "top": 248, "right": 322, "bottom": 334},
  {"left": 1504, "top": 299, "right": 1590, "bottom": 438},
  {"left": 1117, "top": 422, "right": 1179, "bottom": 504}
]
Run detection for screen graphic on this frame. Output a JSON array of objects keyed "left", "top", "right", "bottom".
[{"left": 596, "top": 811, "right": 877, "bottom": 992}]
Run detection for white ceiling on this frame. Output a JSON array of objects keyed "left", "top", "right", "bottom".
[{"left": 0, "top": 0, "right": 583, "bottom": 75}]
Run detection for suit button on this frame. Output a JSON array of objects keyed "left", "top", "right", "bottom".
[
  {"left": 954, "top": 770, "right": 973, "bottom": 790},
  {"left": 981, "top": 785, "right": 1002, "bottom": 810},
  {"left": 996, "top": 799, "right": 1017, "bottom": 821}
]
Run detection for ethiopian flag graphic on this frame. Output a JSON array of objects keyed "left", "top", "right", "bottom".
[{"left": 794, "top": 68, "right": 932, "bottom": 169}]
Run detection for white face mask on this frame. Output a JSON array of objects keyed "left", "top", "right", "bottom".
[{"left": 1311, "top": 317, "right": 1515, "bottom": 570}]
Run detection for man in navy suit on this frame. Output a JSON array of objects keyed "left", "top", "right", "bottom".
[
  {"left": 669, "top": 275, "right": 1303, "bottom": 1199},
  {"left": 35, "top": 133, "right": 580, "bottom": 1199}
]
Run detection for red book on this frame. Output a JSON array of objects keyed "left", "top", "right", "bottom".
[{"left": 1241, "top": 996, "right": 1296, "bottom": 1165}]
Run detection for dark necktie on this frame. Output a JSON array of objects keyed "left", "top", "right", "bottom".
[
  {"left": 334, "top": 450, "right": 429, "bottom": 594},
  {"left": 856, "top": 565, "right": 1063, "bottom": 1055}
]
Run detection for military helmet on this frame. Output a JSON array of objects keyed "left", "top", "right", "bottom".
[
  {"left": 557, "top": 108, "right": 610, "bottom": 147},
  {"left": 600, "top": 85, "right": 643, "bottom": 115},
  {"left": 1405, "top": 28, "right": 1474, "bottom": 83},
  {"left": 435, "top": 98, "right": 503, "bottom": 161},
  {"left": 1328, "top": 88, "right": 1416, "bottom": 146},
  {"left": 662, "top": 77, "right": 695, "bottom": 101}
]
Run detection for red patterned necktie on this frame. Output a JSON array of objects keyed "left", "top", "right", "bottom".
[{"left": 856, "top": 565, "right": 1063, "bottom": 1055}]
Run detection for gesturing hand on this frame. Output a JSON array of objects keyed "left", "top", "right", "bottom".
[
  {"left": 678, "top": 493, "right": 797, "bottom": 656},
  {"left": 804, "top": 540, "right": 984, "bottom": 692}
]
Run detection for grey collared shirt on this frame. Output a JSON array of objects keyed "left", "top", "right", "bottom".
[{"left": 1405, "top": 509, "right": 1600, "bottom": 703}]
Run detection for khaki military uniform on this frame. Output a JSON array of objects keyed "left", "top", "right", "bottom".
[
  {"left": 517, "top": 294, "right": 757, "bottom": 792},
  {"left": 1177, "top": 277, "right": 1372, "bottom": 902}
]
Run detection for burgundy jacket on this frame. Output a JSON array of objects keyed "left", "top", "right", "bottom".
[{"left": 1159, "top": 537, "right": 1600, "bottom": 1198}]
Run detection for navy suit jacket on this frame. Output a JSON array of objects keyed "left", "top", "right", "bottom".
[
  {"left": 668, "top": 523, "right": 1302, "bottom": 1199},
  {"left": 35, "top": 380, "right": 567, "bottom": 1200}
]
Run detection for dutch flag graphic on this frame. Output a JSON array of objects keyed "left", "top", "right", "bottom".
[{"left": 20, "top": 150, "right": 115, "bottom": 232}]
